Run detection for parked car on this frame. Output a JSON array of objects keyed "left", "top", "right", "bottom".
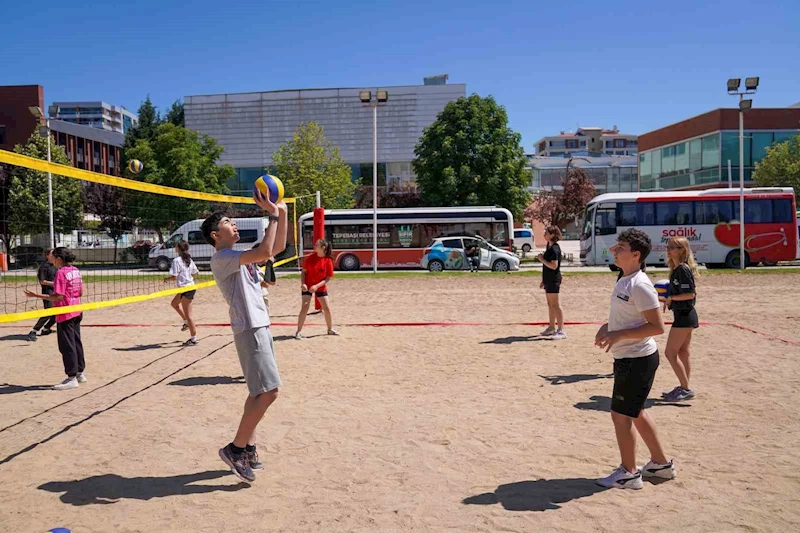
[
  {"left": 421, "top": 236, "right": 520, "bottom": 272},
  {"left": 10, "top": 245, "right": 45, "bottom": 268},
  {"left": 513, "top": 228, "right": 535, "bottom": 253}
]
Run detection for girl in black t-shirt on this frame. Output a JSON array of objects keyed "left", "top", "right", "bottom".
[
  {"left": 661, "top": 236, "right": 699, "bottom": 402},
  {"left": 537, "top": 226, "right": 565, "bottom": 339},
  {"left": 27, "top": 249, "right": 57, "bottom": 341}
]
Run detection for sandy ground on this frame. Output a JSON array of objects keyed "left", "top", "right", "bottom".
[{"left": 1, "top": 272, "right": 799, "bottom": 533}]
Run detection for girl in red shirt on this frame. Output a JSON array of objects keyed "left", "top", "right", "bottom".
[{"left": 295, "top": 239, "right": 337, "bottom": 339}]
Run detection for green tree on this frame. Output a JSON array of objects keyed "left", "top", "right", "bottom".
[
  {"left": 165, "top": 100, "right": 185, "bottom": 127},
  {"left": 8, "top": 131, "right": 83, "bottom": 246},
  {"left": 122, "top": 96, "right": 160, "bottom": 166},
  {"left": 271, "top": 122, "right": 357, "bottom": 209},
  {"left": 413, "top": 94, "right": 531, "bottom": 219},
  {"left": 126, "top": 123, "right": 234, "bottom": 242},
  {"left": 753, "top": 133, "right": 800, "bottom": 197}
]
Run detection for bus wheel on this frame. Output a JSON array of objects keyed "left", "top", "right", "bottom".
[
  {"left": 428, "top": 259, "right": 444, "bottom": 272},
  {"left": 725, "top": 249, "right": 750, "bottom": 269},
  {"left": 156, "top": 256, "right": 170, "bottom": 271},
  {"left": 492, "top": 259, "right": 510, "bottom": 272},
  {"left": 339, "top": 254, "right": 361, "bottom": 271}
]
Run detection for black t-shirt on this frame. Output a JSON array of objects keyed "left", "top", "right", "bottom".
[
  {"left": 37, "top": 262, "right": 57, "bottom": 295},
  {"left": 668, "top": 264, "right": 696, "bottom": 310},
  {"left": 542, "top": 243, "right": 562, "bottom": 284}
]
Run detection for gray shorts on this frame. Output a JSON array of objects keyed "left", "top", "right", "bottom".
[{"left": 233, "top": 326, "right": 281, "bottom": 397}]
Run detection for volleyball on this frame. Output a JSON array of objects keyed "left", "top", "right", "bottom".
[
  {"left": 128, "top": 159, "right": 143, "bottom": 174},
  {"left": 654, "top": 279, "right": 670, "bottom": 299},
  {"left": 48, "top": 529, "right": 71, "bottom": 533},
  {"left": 254, "top": 174, "right": 285, "bottom": 204}
]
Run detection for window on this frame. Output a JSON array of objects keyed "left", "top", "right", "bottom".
[
  {"left": 675, "top": 143, "right": 688, "bottom": 173},
  {"left": 566, "top": 140, "right": 578, "bottom": 149},
  {"left": 579, "top": 140, "right": 586, "bottom": 147},
  {"left": 689, "top": 139, "right": 702, "bottom": 171},
  {"left": 651, "top": 149, "right": 662, "bottom": 178},
  {"left": 656, "top": 202, "right": 694, "bottom": 225},
  {"left": 614, "top": 139, "right": 625, "bottom": 148},
  {"left": 773, "top": 199, "right": 794, "bottom": 223},
  {"left": 165, "top": 234, "right": 183, "bottom": 247},
  {"left": 442, "top": 239, "right": 463, "bottom": 249},
  {"left": 701, "top": 134, "right": 720, "bottom": 169},
  {"left": 751, "top": 132, "right": 774, "bottom": 164},
  {"left": 238, "top": 229, "right": 259, "bottom": 243},
  {"left": 514, "top": 230, "right": 531, "bottom": 238},
  {"left": 697, "top": 200, "right": 733, "bottom": 224},
  {"left": 721, "top": 132, "right": 752, "bottom": 168},
  {"left": 639, "top": 152, "right": 652, "bottom": 181},
  {"left": 617, "top": 203, "right": 656, "bottom": 226},
  {"left": 188, "top": 231, "right": 206, "bottom": 245},
  {"left": 595, "top": 208, "right": 616, "bottom": 235},
  {"left": 606, "top": 141, "right": 613, "bottom": 148},
  {"left": 661, "top": 146, "right": 676, "bottom": 174}
]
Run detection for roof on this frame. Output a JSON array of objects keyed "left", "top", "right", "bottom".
[
  {"left": 49, "top": 119, "right": 124, "bottom": 147},
  {"left": 588, "top": 187, "right": 794, "bottom": 205}
]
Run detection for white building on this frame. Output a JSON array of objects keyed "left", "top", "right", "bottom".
[
  {"left": 50, "top": 101, "right": 138, "bottom": 134},
  {"left": 533, "top": 126, "right": 638, "bottom": 157}
]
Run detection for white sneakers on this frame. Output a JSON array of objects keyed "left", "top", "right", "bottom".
[
  {"left": 541, "top": 327, "right": 567, "bottom": 340},
  {"left": 597, "top": 460, "right": 676, "bottom": 489},
  {"left": 53, "top": 373, "right": 86, "bottom": 390}
]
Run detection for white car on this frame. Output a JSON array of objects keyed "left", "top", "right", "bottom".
[
  {"left": 421, "top": 236, "right": 521, "bottom": 272},
  {"left": 513, "top": 228, "right": 535, "bottom": 253}
]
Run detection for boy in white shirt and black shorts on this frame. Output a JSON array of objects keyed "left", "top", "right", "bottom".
[{"left": 594, "top": 228, "right": 676, "bottom": 489}]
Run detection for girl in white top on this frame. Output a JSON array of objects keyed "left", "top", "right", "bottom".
[{"left": 165, "top": 240, "right": 200, "bottom": 345}]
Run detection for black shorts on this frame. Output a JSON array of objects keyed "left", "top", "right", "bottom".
[
  {"left": 611, "top": 350, "right": 660, "bottom": 418},
  {"left": 265, "top": 260, "right": 276, "bottom": 283},
  {"left": 543, "top": 282, "right": 561, "bottom": 294},
  {"left": 672, "top": 308, "right": 699, "bottom": 328},
  {"left": 302, "top": 291, "right": 328, "bottom": 298},
  {"left": 181, "top": 290, "right": 196, "bottom": 300}
]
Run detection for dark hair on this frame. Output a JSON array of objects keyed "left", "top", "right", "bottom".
[
  {"left": 617, "top": 229, "right": 651, "bottom": 270},
  {"left": 52, "top": 247, "right": 76, "bottom": 264},
  {"left": 44, "top": 248, "right": 54, "bottom": 256},
  {"left": 545, "top": 225, "right": 562, "bottom": 243},
  {"left": 315, "top": 238, "right": 332, "bottom": 258},
  {"left": 201, "top": 211, "right": 225, "bottom": 246},
  {"left": 176, "top": 240, "right": 191, "bottom": 267}
]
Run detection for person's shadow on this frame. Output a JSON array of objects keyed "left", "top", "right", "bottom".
[
  {"left": 113, "top": 342, "right": 182, "bottom": 352},
  {"left": 463, "top": 478, "right": 606, "bottom": 511},
  {"left": 0, "top": 334, "right": 34, "bottom": 342},
  {"left": 539, "top": 374, "right": 613, "bottom": 386},
  {"left": 39, "top": 470, "right": 248, "bottom": 505},
  {"left": 574, "top": 395, "right": 691, "bottom": 412},
  {"left": 480, "top": 335, "right": 551, "bottom": 345},
  {"left": 0, "top": 383, "right": 53, "bottom": 395},
  {"left": 168, "top": 376, "right": 245, "bottom": 387}
]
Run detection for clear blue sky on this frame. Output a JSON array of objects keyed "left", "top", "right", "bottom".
[{"left": 3, "top": 0, "right": 798, "bottom": 150}]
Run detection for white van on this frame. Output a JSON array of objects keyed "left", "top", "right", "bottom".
[
  {"left": 148, "top": 218, "right": 269, "bottom": 271},
  {"left": 513, "top": 228, "right": 535, "bottom": 252}
]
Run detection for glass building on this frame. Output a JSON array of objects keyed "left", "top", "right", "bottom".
[
  {"left": 527, "top": 154, "right": 638, "bottom": 194},
  {"left": 185, "top": 81, "right": 466, "bottom": 195},
  {"left": 638, "top": 108, "right": 800, "bottom": 191}
]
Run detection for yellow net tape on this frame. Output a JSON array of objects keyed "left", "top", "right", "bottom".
[{"left": 0, "top": 149, "right": 303, "bottom": 324}]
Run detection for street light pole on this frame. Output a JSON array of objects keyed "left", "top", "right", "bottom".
[
  {"left": 360, "top": 90, "right": 388, "bottom": 274},
  {"left": 46, "top": 116, "right": 54, "bottom": 248},
  {"left": 727, "top": 77, "right": 758, "bottom": 270}
]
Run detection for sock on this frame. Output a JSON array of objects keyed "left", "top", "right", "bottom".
[
  {"left": 183, "top": 320, "right": 188, "bottom": 325},
  {"left": 230, "top": 443, "right": 245, "bottom": 455},
  {"left": 245, "top": 444, "right": 255, "bottom": 453}
]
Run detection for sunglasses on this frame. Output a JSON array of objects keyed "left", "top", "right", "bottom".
[{"left": 666, "top": 245, "right": 681, "bottom": 250}]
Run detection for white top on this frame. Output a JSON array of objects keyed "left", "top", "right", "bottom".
[
  {"left": 608, "top": 270, "right": 660, "bottom": 359},
  {"left": 170, "top": 257, "right": 199, "bottom": 288},
  {"left": 210, "top": 248, "right": 269, "bottom": 334}
]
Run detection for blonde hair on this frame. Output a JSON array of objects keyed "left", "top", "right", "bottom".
[{"left": 667, "top": 237, "right": 698, "bottom": 276}]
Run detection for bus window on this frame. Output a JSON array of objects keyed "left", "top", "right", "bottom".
[
  {"left": 773, "top": 199, "right": 794, "bottom": 223},
  {"left": 617, "top": 203, "right": 637, "bottom": 226},
  {"left": 656, "top": 202, "right": 694, "bottom": 225},
  {"left": 581, "top": 207, "right": 594, "bottom": 239},
  {"left": 617, "top": 202, "right": 655, "bottom": 226},
  {"left": 734, "top": 199, "right": 773, "bottom": 223},
  {"left": 697, "top": 200, "right": 734, "bottom": 224},
  {"left": 639, "top": 202, "right": 655, "bottom": 225},
  {"left": 595, "top": 208, "right": 616, "bottom": 235}
]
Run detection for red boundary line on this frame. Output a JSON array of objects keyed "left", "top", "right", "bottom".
[{"left": 2, "top": 320, "right": 798, "bottom": 347}]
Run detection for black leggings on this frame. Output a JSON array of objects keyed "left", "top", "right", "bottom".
[{"left": 32, "top": 299, "right": 56, "bottom": 332}]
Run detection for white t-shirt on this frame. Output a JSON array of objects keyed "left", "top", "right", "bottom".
[
  {"left": 210, "top": 248, "right": 269, "bottom": 334},
  {"left": 608, "top": 270, "right": 660, "bottom": 359},
  {"left": 170, "top": 257, "right": 199, "bottom": 288}
]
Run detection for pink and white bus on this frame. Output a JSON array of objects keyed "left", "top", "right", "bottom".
[
  {"left": 580, "top": 187, "right": 798, "bottom": 269},
  {"left": 299, "top": 206, "right": 514, "bottom": 270}
]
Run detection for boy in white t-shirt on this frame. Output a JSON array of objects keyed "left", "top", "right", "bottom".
[{"left": 594, "top": 228, "right": 676, "bottom": 489}]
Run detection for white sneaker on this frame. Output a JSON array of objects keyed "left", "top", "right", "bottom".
[
  {"left": 640, "top": 459, "right": 676, "bottom": 480},
  {"left": 596, "top": 465, "right": 643, "bottom": 489},
  {"left": 76, "top": 372, "right": 87, "bottom": 384},
  {"left": 552, "top": 329, "right": 567, "bottom": 340},
  {"left": 540, "top": 327, "right": 556, "bottom": 336},
  {"left": 54, "top": 377, "right": 79, "bottom": 390},
  {"left": 294, "top": 332, "right": 303, "bottom": 340}
]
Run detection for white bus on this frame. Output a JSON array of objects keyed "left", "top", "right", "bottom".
[
  {"left": 299, "top": 206, "right": 514, "bottom": 270},
  {"left": 580, "top": 187, "right": 798, "bottom": 269}
]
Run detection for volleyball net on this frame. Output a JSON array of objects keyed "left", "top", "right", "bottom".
[{"left": 0, "top": 149, "right": 315, "bottom": 324}]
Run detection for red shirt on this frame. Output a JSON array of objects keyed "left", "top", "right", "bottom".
[{"left": 303, "top": 254, "right": 334, "bottom": 292}]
